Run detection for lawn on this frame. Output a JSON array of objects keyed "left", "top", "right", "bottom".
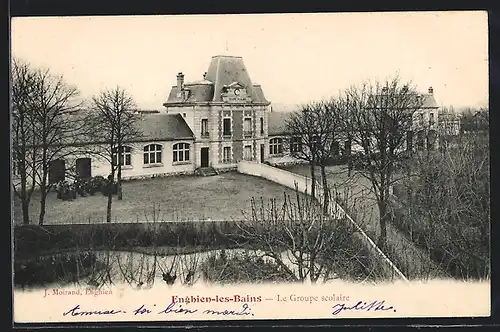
[
  {"left": 13, "top": 172, "right": 306, "bottom": 225},
  {"left": 281, "top": 164, "right": 381, "bottom": 239}
]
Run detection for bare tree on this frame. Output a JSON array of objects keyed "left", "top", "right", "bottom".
[
  {"left": 90, "top": 86, "right": 142, "bottom": 222},
  {"left": 315, "top": 98, "right": 349, "bottom": 214},
  {"left": 397, "top": 125, "right": 490, "bottom": 279},
  {"left": 344, "top": 76, "right": 423, "bottom": 249},
  {"left": 232, "top": 187, "right": 372, "bottom": 284},
  {"left": 11, "top": 58, "right": 38, "bottom": 225},
  {"left": 284, "top": 99, "right": 347, "bottom": 210},
  {"left": 11, "top": 58, "right": 88, "bottom": 225}
]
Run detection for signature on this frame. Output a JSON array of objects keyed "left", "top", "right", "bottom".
[
  {"left": 63, "top": 305, "right": 124, "bottom": 316},
  {"left": 332, "top": 300, "right": 396, "bottom": 316},
  {"left": 62, "top": 302, "right": 254, "bottom": 317}
]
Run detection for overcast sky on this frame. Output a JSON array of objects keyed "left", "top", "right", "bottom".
[{"left": 11, "top": 11, "right": 488, "bottom": 110}]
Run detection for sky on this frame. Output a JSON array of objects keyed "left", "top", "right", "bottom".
[{"left": 11, "top": 11, "right": 489, "bottom": 111}]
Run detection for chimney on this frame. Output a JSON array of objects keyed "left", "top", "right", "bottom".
[
  {"left": 428, "top": 86, "right": 433, "bottom": 94},
  {"left": 203, "top": 72, "right": 207, "bottom": 79},
  {"left": 177, "top": 72, "right": 184, "bottom": 91}
]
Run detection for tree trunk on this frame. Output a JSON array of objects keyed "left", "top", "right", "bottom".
[
  {"left": 117, "top": 164, "right": 123, "bottom": 200},
  {"left": 320, "top": 165, "right": 329, "bottom": 215},
  {"left": 21, "top": 198, "right": 30, "bottom": 225},
  {"left": 106, "top": 171, "right": 114, "bottom": 223},
  {"left": 38, "top": 178, "right": 48, "bottom": 225},
  {"left": 106, "top": 190, "right": 112, "bottom": 223},
  {"left": 377, "top": 200, "right": 388, "bottom": 249},
  {"left": 310, "top": 163, "right": 316, "bottom": 199}
]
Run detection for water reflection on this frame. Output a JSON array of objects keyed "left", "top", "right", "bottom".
[{"left": 14, "top": 248, "right": 303, "bottom": 289}]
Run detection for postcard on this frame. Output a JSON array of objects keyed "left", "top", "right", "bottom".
[{"left": 11, "top": 11, "right": 490, "bottom": 324}]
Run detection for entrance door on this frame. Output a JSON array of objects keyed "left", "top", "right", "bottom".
[
  {"left": 76, "top": 158, "right": 92, "bottom": 179},
  {"left": 49, "top": 159, "right": 66, "bottom": 184},
  {"left": 201, "top": 148, "right": 209, "bottom": 168},
  {"left": 260, "top": 144, "right": 265, "bottom": 163}
]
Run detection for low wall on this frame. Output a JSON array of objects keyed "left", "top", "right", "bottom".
[
  {"left": 237, "top": 160, "right": 408, "bottom": 282},
  {"left": 13, "top": 221, "right": 243, "bottom": 258}
]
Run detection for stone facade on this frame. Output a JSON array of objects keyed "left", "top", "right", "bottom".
[{"left": 163, "top": 55, "right": 272, "bottom": 171}]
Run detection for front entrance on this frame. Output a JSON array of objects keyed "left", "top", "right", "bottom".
[
  {"left": 49, "top": 159, "right": 66, "bottom": 184},
  {"left": 201, "top": 147, "right": 209, "bottom": 168},
  {"left": 260, "top": 144, "right": 265, "bottom": 163},
  {"left": 76, "top": 158, "right": 92, "bottom": 179}
]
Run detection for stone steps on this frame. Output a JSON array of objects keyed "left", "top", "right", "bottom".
[{"left": 196, "top": 167, "right": 218, "bottom": 177}]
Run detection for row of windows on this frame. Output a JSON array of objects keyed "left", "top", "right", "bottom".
[
  {"left": 200, "top": 117, "right": 265, "bottom": 138},
  {"left": 222, "top": 145, "right": 253, "bottom": 163},
  {"left": 268, "top": 137, "right": 347, "bottom": 156},
  {"left": 269, "top": 137, "right": 302, "bottom": 155},
  {"left": 112, "top": 143, "right": 191, "bottom": 167}
]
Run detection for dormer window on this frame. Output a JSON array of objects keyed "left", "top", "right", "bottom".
[{"left": 221, "top": 82, "right": 248, "bottom": 103}]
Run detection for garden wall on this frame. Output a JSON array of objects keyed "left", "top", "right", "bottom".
[{"left": 237, "top": 160, "right": 408, "bottom": 282}]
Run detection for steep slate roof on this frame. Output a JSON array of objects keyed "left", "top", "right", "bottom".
[
  {"left": 137, "top": 113, "right": 194, "bottom": 141},
  {"left": 206, "top": 55, "right": 268, "bottom": 103},
  {"left": 419, "top": 93, "right": 439, "bottom": 108},
  {"left": 62, "top": 112, "right": 194, "bottom": 145},
  {"left": 165, "top": 55, "right": 270, "bottom": 104},
  {"left": 166, "top": 82, "right": 214, "bottom": 103},
  {"left": 368, "top": 92, "right": 438, "bottom": 110},
  {"left": 268, "top": 111, "right": 294, "bottom": 136}
]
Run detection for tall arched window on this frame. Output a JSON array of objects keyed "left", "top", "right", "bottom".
[
  {"left": 269, "top": 138, "right": 283, "bottom": 155},
  {"left": 112, "top": 146, "right": 132, "bottom": 166},
  {"left": 173, "top": 143, "right": 190, "bottom": 162},
  {"left": 143, "top": 144, "right": 162, "bottom": 165}
]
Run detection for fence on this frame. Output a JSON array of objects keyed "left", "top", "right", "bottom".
[{"left": 237, "top": 160, "right": 408, "bottom": 282}]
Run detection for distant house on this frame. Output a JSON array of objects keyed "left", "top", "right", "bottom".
[
  {"left": 266, "top": 111, "right": 303, "bottom": 166},
  {"left": 408, "top": 87, "right": 461, "bottom": 151},
  {"left": 460, "top": 109, "right": 488, "bottom": 134}
]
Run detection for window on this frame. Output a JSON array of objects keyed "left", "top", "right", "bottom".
[
  {"left": 260, "top": 117, "right": 264, "bottom": 135},
  {"left": 429, "top": 113, "right": 435, "bottom": 126},
  {"left": 173, "top": 143, "right": 190, "bottom": 163},
  {"left": 290, "top": 136, "right": 302, "bottom": 154},
  {"left": 183, "top": 113, "right": 186, "bottom": 118},
  {"left": 223, "top": 118, "right": 231, "bottom": 136},
  {"left": 223, "top": 146, "right": 231, "bottom": 163},
  {"left": 269, "top": 138, "right": 283, "bottom": 155},
  {"left": 243, "top": 118, "right": 252, "bottom": 137},
  {"left": 143, "top": 144, "right": 162, "bottom": 165},
  {"left": 244, "top": 145, "right": 252, "bottom": 161},
  {"left": 201, "top": 119, "right": 209, "bottom": 137},
  {"left": 112, "top": 146, "right": 132, "bottom": 166}
]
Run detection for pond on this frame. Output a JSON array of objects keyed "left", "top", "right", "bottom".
[{"left": 14, "top": 248, "right": 335, "bottom": 289}]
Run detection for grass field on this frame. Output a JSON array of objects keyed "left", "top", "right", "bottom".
[
  {"left": 281, "top": 164, "right": 381, "bottom": 238},
  {"left": 13, "top": 172, "right": 306, "bottom": 225}
]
